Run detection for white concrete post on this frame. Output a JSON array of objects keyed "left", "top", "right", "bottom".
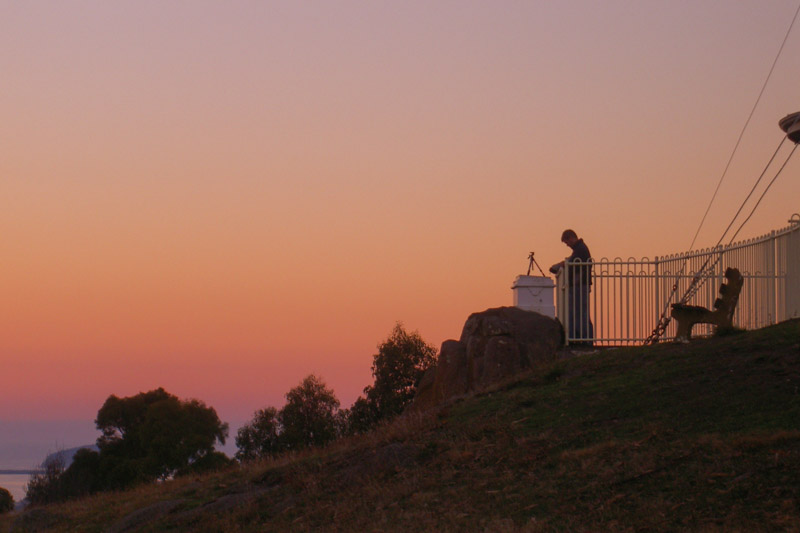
[{"left": 511, "top": 275, "right": 556, "bottom": 317}]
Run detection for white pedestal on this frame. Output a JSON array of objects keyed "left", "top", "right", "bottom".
[{"left": 512, "top": 275, "right": 556, "bottom": 317}]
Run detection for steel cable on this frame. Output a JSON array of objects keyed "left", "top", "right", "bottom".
[{"left": 644, "top": 1, "right": 800, "bottom": 343}]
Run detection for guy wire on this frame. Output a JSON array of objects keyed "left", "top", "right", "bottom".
[{"left": 687, "top": 0, "right": 800, "bottom": 253}]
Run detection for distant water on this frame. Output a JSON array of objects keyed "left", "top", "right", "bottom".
[
  {"left": 0, "top": 418, "right": 98, "bottom": 504},
  {"left": 0, "top": 473, "right": 29, "bottom": 503}
]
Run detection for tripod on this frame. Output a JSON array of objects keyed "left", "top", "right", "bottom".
[{"left": 527, "top": 252, "right": 547, "bottom": 277}]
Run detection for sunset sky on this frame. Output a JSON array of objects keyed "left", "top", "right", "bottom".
[{"left": 3, "top": 1, "right": 800, "bottom": 449}]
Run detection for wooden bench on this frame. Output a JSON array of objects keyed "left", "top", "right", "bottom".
[{"left": 670, "top": 267, "right": 744, "bottom": 342}]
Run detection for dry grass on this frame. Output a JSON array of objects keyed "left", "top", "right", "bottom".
[{"left": 3, "top": 319, "right": 800, "bottom": 532}]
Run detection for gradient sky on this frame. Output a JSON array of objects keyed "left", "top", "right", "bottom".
[{"left": 3, "top": 1, "right": 800, "bottom": 443}]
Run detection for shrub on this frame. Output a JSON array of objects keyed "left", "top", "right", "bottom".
[
  {"left": 0, "top": 487, "right": 13, "bottom": 514},
  {"left": 25, "top": 454, "right": 66, "bottom": 505}
]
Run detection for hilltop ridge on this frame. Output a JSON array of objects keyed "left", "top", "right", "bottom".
[{"left": 3, "top": 319, "right": 800, "bottom": 532}]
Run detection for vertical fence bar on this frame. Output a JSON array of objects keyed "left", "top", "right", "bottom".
[
  {"left": 654, "top": 256, "right": 660, "bottom": 340},
  {"left": 769, "top": 230, "right": 776, "bottom": 325},
  {"left": 556, "top": 268, "right": 568, "bottom": 345}
]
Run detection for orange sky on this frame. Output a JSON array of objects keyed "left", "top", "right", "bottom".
[{"left": 3, "top": 1, "right": 800, "bottom": 433}]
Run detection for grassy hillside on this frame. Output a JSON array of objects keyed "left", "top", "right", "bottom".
[{"left": 3, "top": 320, "right": 799, "bottom": 532}]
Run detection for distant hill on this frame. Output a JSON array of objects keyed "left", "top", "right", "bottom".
[
  {"left": 41, "top": 445, "right": 99, "bottom": 469},
  {"left": 3, "top": 319, "right": 799, "bottom": 532}
]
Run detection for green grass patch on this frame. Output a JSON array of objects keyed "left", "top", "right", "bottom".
[{"left": 3, "top": 319, "right": 799, "bottom": 532}]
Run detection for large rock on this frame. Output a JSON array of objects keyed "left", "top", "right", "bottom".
[{"left": 412, "top": 307, "right": 562, "bottom": 410}]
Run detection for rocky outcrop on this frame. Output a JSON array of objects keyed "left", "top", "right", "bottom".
[
  {"left": 106, "top": 500, "right": 185, "bottom": 533},
  {"left": 413, "top": 307, "right": 562, "bottom": 410},
  {"left": 10, "top": 508, "right": 63, "bottom": 533}
]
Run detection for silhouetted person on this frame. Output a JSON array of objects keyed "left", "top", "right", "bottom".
[{"left": 550, "top": 229, "right": 594, "bottom": 346}]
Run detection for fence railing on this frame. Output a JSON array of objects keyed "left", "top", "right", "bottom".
[{"left": 556, "top": 214, "right": 800, "bottom": 345}]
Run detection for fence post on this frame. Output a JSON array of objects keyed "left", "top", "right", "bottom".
[
  {"left": 556, "top": 266, "right": 568, "bottom": 345},
  {"left": 790, "top": 221, "right": 800, "bottom": 318},
  {"left": 769, "top": 230, "right": 777, "bottom": 324},
  {"left": 654, "top": 256, "right": 660, "bottom": 337}
]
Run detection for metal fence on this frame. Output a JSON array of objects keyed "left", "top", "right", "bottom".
[{"left": 556, "top": 214, "right": 800, "bottom": 345}]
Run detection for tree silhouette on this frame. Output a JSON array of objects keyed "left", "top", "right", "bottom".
[
  {"left": 279, "top": 375, "right": 341, "bottom": 449},
  {"left": 0, "top": 486, "right": 13, "bottom": 514},
  {"left": 360, "top": 323, "right": 437, "bottom": 424},
  {"left": 235, "top": 407, "right": 282, "bottom": 461},
  {"left": 96, "top": 388, "right": 229, "bottom": 485},
  {"left": 24, "top": 389, "right": 230, "bottom": 503},
  {"left": 24, "top": 453, "right": 66, "bottom": 505}
]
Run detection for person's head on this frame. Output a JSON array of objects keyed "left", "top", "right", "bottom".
[{"left": 561, "top": 229, "right": 579, "bottom": 248}]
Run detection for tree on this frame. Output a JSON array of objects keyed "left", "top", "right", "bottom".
[
  {"left": 180, "top": 450, "right": 234, "bottom": 475},
  {"left": 279, "top": 375, "right": 341, "bottom": 449},
  {"left": 362, "top": 323, "right": 437, "bottom": 422},
  {"left": 235, "top": 407, "right": 282, "bottom": 462},
  {"left": 95, "top": 388, "right": 229, "bottom": 487},
  {"left": 57, "top": 448, "right": 102, "bottom": 500},
  {"left": 23, "top": 389, "right": 229, "bottom": 504},
  {"left": 25, "top": 454, "right": 66, "bottom": 505},
  {"left": 344, "top": 395, "right": 379, "bottom": 435},
  {"left": 25, "top": 448, "right": 102, "bottom": 504},
  {"left": 0, "top": 487, "right": 13, "bottom": 514}
]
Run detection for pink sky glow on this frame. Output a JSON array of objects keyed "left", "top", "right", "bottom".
[{"left": 3, "top": 1, "right": 800, "bottom": 438}]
